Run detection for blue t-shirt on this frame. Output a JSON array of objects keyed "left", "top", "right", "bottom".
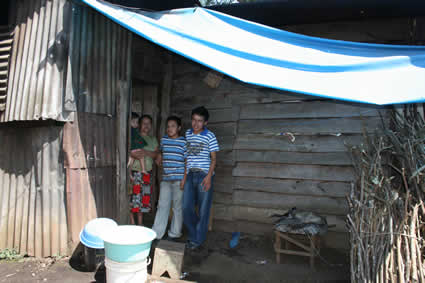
[
  {"left": 185, "top": 128, "right": 219, "bottom": 173},
  {"left": 161, "top": 136, "right": 187, "bottom": 181}
]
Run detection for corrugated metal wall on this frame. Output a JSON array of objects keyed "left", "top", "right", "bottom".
[
  {"left": 63, "top": 2, "right": 132, "bottom": 249},
  {"left": 0, "top": 25, "right": 13, "bottom": 112},
  {"left": 0, "top": 0, "right": 132, "bottom": 256},
  {"left": 0, "top": 125, "right": 68, "bottom": 257},
  {"left": 0, "top": 0, "right": 73, "bottom": 122}
]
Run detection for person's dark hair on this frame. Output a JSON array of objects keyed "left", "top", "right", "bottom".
[
  {"left": 131, "top": 112, "right": 139, "bottom": 120},
  {"left": 191, "top": 106, "right": 209, "bottom": 121},
  {"left": 139, "top": 114, "right": 153, "bottom": 124},
  {"left": 167, "top": 115, "right": 182, "bottom": 127}
]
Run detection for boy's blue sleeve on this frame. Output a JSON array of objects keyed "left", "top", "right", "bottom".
[
  {"left": 160, "top": 137, "right": 164, "bottom": 152},
  {"left": 183, "top": 139, "right": 188, "bottom": 159},
  {"left": 208, "top": 133, "right": 219, "bottom": 152}
]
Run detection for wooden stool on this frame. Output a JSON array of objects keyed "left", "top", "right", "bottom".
[
  {"left": 274, "top": 230, "right": 320, "bottom": 269},
  {"left": 152, "top": 240, "right": 185, "bottom": 279}
]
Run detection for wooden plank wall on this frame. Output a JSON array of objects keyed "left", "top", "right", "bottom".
[
  {"left": 167, "top": 17, "right": 425, "bottom": 250},
  {"left": 170, "top": 54, "right": 388, "bottom": 250}
]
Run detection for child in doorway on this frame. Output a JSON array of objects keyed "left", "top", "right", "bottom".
[
  {"left": 152, "top": 116, "right": 187, "bottom": 240},
  {"left": 128, "top": 112, "right": 147, "bottom": 174}
]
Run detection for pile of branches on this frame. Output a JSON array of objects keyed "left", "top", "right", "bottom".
[{"left": 348, "top": 107, "right": 425, "bottom": 282}]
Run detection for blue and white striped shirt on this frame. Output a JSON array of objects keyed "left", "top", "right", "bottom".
[
  {"left": 185, "top": 128, "right": 219, "bottom": 173},
  {"left": 161, "top": 136, "right": 187, "bottom": 181}
]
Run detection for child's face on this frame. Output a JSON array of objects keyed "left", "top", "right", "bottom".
[
  {"left": 130, "top": 118, "right": 139, "bottom": 129},
  {"left": 167, "top": 120, "right": 180, "bottom": 138},
  {"left": 191, "top": 114, "right": 207, "bottom": 134}
]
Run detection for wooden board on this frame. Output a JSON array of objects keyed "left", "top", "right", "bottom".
[
  {"left": 233, "top": 163, "right": 355, "bottom": 182},
  {"left": 174, "top": 107, "right": 238, "bottom": 123},
  {"left": 235, "top": 150, "right": 351, "bottom": 165},
  {"left": 217, "top": 150, "right": 234, "bottom": 166},
  {"left": 233, "top": 177, "right": 350, "bottom": 198},
  {"left": 284, "top": 18, "right": 410, "bottom": 43},
  {"left": 212, "top": 203, "right": 233, "bottom": 221},
  {"left": 240, "top": 101, "right": 386, "bottom": 119},
  {"left": 213, "top": 192, "right": 232, "bottom": 205},
  {"left": 231, "top": 206, "right": 347, "bottom": 233},
  {"left": 238, "top": 117, "right": 384, "bottom": 135},
  {"left": 214, "top": 165, "right": 233, "bottom": 194},
  {"left": 181, "top": 121, "right": 236, "bottom": 137},
  {"left": 233, "top": 190, "right": 348, "bottom": 215},
  {"left": 234, "top": 134, "right": 363, "bottom": 152}
]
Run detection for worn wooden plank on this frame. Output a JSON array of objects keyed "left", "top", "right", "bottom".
[
  {"left": 233, "top": 163, "right": 354, "bottom": 182},
  {"left": 233, "top": 190, "right": 348, "bottom": 215},
  {"left": 217, "top": 150, "right": 234, "bottom": 166},
  {"left": 181, "top": 121, "right": 236, "bottom": 137},
  {"left": 239, "top": 116, "right": 384, "bottom": 135},
  {"left": 233, "top": 177, "right": 350, "bottom": 198},
  {"left": 232, "top": 206, "right": 347, "bottom": 233},
  {"left": 214, "top": 165, "right": 233, "bottom": 194},
  {"left": 240, "top": 101, "right": 386, "bottom": 120},
  {"left": 175, "top": 108, "right": 236, "bottom": 123},
  {"left": 284, "top": 18, "right": 410, "bottom": 43},
  {"left": 216, "top": 135, "right": 234, "bottom": 151},
  {"left": 234, "top": 134, "right": 363, "bottom": 152},
  {"left": 171, "top": 84, "right": 232, "bottom": 110},
  {"left": 212, "top": 203, "right": 233, "bottom": 221},
  {"left": 235, "top": 150, "right": 351, "bottom": 165},
  {"left": 213, "top": 192, "right": 232, "bottom": 205}
]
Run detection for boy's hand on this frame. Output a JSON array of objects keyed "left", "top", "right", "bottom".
[
  {"left": 155, "top": 154, "right": 162, "bottom": 166},
  {"left": 201, "top": 175, "right": 212, "bottom": 192},
  {"left": 180, "top": 180, "right": 185, "bottom": 191}
]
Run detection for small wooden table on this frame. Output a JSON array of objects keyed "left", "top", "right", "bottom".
[{"left": 274, "top": 230, "right": 320, "bottom": 269}]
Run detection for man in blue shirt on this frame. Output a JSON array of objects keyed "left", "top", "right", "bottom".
[{"left": 183, "top": 106, "right": 219, "bottom": 250}]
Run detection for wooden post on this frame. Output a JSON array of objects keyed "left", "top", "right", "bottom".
[{"left": 275, "top": 231, "right": 281, "bottom": 264}]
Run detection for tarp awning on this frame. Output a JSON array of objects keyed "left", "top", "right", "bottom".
[{"left": 83, "top": 0, "right": 425, "bottom": 105}]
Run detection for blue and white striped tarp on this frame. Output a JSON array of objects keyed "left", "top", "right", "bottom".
[{"left": 83, "top": 0, "right": 425, "bottom": 105}]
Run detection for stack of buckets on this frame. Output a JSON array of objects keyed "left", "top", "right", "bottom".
[{"left": 80, "top": 218, "right": 157, "bottom": 283}]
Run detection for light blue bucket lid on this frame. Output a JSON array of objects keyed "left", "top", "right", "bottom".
[{"left": 79, "top": 218, "right": 118, "bottom": 249}]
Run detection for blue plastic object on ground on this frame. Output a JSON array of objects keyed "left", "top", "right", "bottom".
[
  {"left": 79, "top": 218, "right": 118, "bottom": 249},
  {"left": 229, "top": 232, "right": 241, "bottom": 249}
]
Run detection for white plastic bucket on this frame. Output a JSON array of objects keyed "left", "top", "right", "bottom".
[{"left": 105, "top": 257, "right": 149, "bottom": 283}]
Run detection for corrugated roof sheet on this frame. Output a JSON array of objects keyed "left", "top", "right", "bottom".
[
  {"left": 0, "top": 125, "right": 68, "bottom": 257},
  {"left": 0, "top": 25, "right": 13, "bottom": 112},
  {"left": 0, "top": 0, "right": 73, "bottom": 122}
]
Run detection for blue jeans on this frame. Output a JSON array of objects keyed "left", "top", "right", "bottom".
[{"left": 183, "top": 171, "right": 214, "bottom": 247}]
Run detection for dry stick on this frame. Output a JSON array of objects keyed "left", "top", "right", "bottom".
[
  {"left": 398, "top": 235, "right": 405, "bottom": 283},
  {"left": 404, "top": 226, "right": 412, "bottom": 282},
  {"left": 390, "top": 214, "right": 396, "bottom": 283},
  {"left": 411, "top": 205, "right": 419, "bottom": 282},
  {"left": 415, "top": 214, "right": 425, "bottom": 283}
]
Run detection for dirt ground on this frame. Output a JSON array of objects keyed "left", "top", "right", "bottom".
[{"left": 0, "top": 230, "right": 349, "bottom": 283}]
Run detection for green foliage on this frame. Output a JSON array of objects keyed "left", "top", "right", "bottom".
[{"left": 0, "top": 248, "right": 23, "bottom": 261}]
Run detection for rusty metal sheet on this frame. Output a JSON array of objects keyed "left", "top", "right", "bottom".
[
  {"left": 66, "top": 3, "right": 130, "bottom": 116},
  {"left": 0, "top": 125, "right": 68, "bottom": 257},
  {"left": 65, "top": 167, "right": 118, "bottom": 249},
  {"left": 0, "top": 0, "right": 74, "bottom": 122},
  {"left": 63, "top": 112, "right": 116, "bottom": 169},
  {"left": 64, "top": 112, "right": 119, "bottom": 248}
]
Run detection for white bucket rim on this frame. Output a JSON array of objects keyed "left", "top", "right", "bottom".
[{"left": 102, "top": 225, "right": 156, "bottom": 246}]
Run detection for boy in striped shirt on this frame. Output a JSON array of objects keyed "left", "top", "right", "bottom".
[
  {"left": 183, "top": 106, "right": 220, "bottom": 250},
  {"left": 152, "top": 116, "right": 187, "bottom": 240}
]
